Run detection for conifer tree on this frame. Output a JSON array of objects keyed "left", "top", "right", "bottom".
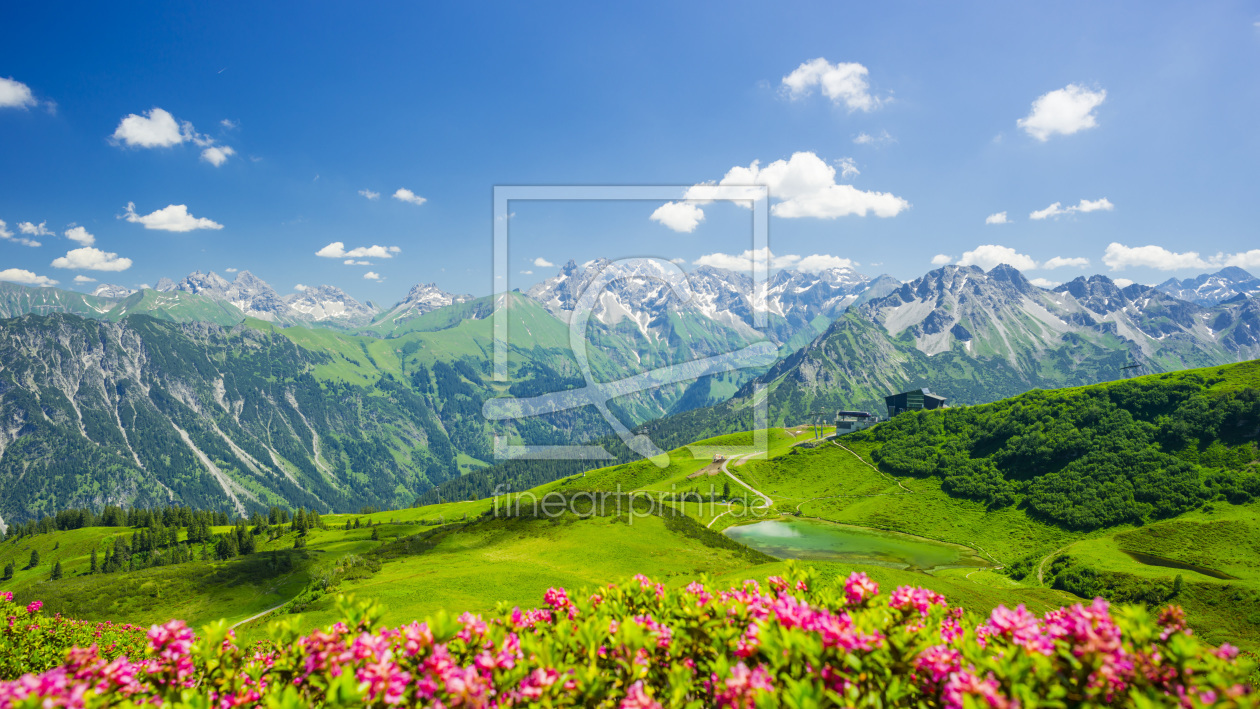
[
  {"left": 2, "top": 560, "right": 13, "bottom": 580},
  {"left": 51, "top": 559, "right": 63, "bottom": 580},
  {"left": 27, "top": 549, "right": 39, "bottom": 569}
]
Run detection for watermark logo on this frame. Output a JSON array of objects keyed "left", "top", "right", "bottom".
[{"left": 484, "top": 186, "right": 773, "bottom": 466}]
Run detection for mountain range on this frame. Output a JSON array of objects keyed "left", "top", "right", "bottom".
[{"left": 1, "top": 261, "right": 1258, "bottom": 526}]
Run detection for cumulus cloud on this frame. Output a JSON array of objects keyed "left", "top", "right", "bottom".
[
  {"left": 316, "top": 242, "right": 399, "bottom": 259},
  {"left": 294, "top": 284, "right": 308, "bottom": 291},
  {"left": 853, "top": 129, "right": 895, "bottom": 147},
  {"left": 73, "top": 275, "right": 96, "bottom": 283},
  {"left": 694, "top": 248, "right": 855, "bottom": 273},
  {"left": 123, "top": 202, "right": 223, "bottom": 232},
  {"left": 358, "top": 189, "right": 380, "bottom": 200},
  {"left": 931, "top": 254, "right": 953, "bottom": 266},
  {"left": 1224, "top": 250, "right": 1260, "bottom": 269},
  {"left": 837, "top": 157, "right": 859, "bottom": 180},
  {"left": 1017, "top": 84, "right": 1107, "bottom": 141},
  {"left": 650, "top": 201, "right": 705, "bottom": 233},
  {"left": 1103, "top": 243, "right": 1260, "bottom": 271},
  {"left": 111, "top": 108, "right": 187, "bottom": 148},
  {"left": 1043, "top": 256, "right": 1090, "bottom": 270},
  {"left": 200, "top": 145, "right": 235, "bottom": 167},
  {"left": 1112, "top": 278, "right": 1135, "bottom": 288},
  {"left": 0, "top": 77, "right": 38, "bottom": 109},
  {"left": 51, "top": 247, "right": 132, "bottom": 272},
  {"left": 781, "top": 58, "right": 882, "bottom": 112},
  {"left": 0, "top": 219, "right": 40, "bottom": 247},
  {"left": 1102, "top": 243, "right": 1210, "bottom": 271},
  {"left": 392, "top": 188, "right": 427, "bottom": 205},
  {"left": 64, "top": 226, "right": 95, "bottom": 246},
  {"left": 956, "top": 244, "right": 1038, "bottom": 271},
  {"left": 111, "top": 107, "right": 236, "bottom": 164},
  {"left": 533, "top": 257, "right": 556, "bottom": 268},
  {"left": 985, "top": 212, "right": 1010, "bottom": 225},
  {"left": 682, "top": 152, "right": 909, "bottom": 225},
  {"left": 1029, "top": 198, "right": 1114, "bottom": 220},
  {"left": 363, "top": 271, "right": 383, "bottom": 281},
  {"left": 18, "top": 221, "right": 54, "bottom": 237},
  {"left": 0, "top": 268, "right": 58, "bottom": 286},
  {"left": 1029, "top": 278, "right": 1061, "bottom": 289}
]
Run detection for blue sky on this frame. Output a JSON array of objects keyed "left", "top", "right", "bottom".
[{"left": 1, "top": 1, "right": 1258, "bottom": 303}]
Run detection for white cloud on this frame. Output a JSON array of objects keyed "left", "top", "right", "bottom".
[
  {"left": 294, "top": 284, "right": 308, "bottom": 291},
  {"left": 0, "top": 219, "right": 40, "bottom": 247},
  {"left": 0, "top": 77, "right": 38, "bottom": 109},
  {"left": 533, "top": 257, "right": 556, "bottom": 268},
  {"left": 782, "top": 58, "right": 882, "bottom": 112},
  {"left": 702, "top": 151, "right": 909, "bottom": 220},
  {"left": 1042, "top": 256, "right": 1090, "bottom": 270},
  {"left": 392, "top": 188, "right": 427, "bottom": 205},
  {"left": 358, "top": 189, "right": 380, "bottom": 200},
  {"left": 1030, "top": 198, "right": 1114, "bottom": 220},
  {"left": 51, "top": 247, "right": 132, "bottom": 272},
  {"left": 1029, "top": 278, "right": 1061, "bottom": 289},
  {"left": 693, "top": 248, "right": 854, "bottom": 273},
  {"left": 123, "top": 202, "right": 223, "bottom": 232},
  {"left": 957, "top": 244, "right": 1038, "bottom": 271},
  {"left": 1102, "top": 243, "right": 1209, "bottom": 271},
  {"left": 794, "top": 254, "right": 858, "bottom": 273},
  {"left": 1102, "top": 243, "right": 1260, "bottom": 271},
  {"left": 18, "top": 221, "right": 53, "bottom": 237},
  {"left": 837, "top": 157, "right": 859, "bottom": 180},
  {"left": 225, "top": 267, "right": 238, "bottom": 272},
  {"left": 519, "top": 270, "right": 534, "bottom": 275},
  {"left": 344, "top": 259, "right": 371, "bottom": 265},
  {"left": 0, "top": 268, "right": 58, "bottom": 286},
  {"left": 363, "top": 271, "right": 383, "bottom": 281},
  {"left": 853, "top": 129, "right": 895, "bottom": 147},
  {"left": 1224, "top": 250, "right": 1260, "bottom": 269},
  {"left": 985, "top": 212, "right": 1010, "bottom": 225},
  {"left": 64, "top": 226, "right": 95, "bottom": 246},
  {"left": 1112, "top": 278, "right": 1135, "bottom": 288},
  {"left": 1017, "top": 84, "right": 1107, "bottom": 141},
  {"left": 220, "top": 119, "right": 238, "bottom": 129},
  {"left": 650, "top": 201, "right": 705, "bottom": 233},
  {"left": 200, "top": 145, "right": 235, "bottom": 167},
  {"left": 931, "top": 254, "right": 953, "bottom": 266},
  {"left": 669, "top": 258, "right": 686, "bottom": 265},
  {"left": 316, "top": 242, "right": 399, "bottom": 259},
  {"left": 111, "top": 108, "right": 187, "bottom": 148},
  {"left": 73, "top": 275, "right": 97, "bottom": 283}
]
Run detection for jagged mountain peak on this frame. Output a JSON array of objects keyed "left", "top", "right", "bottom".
[
  {"left": 90, "top": 283, "right": 134, "bottom": 299},
  {"left": 1156, "top": 267, "right": 1260, "bottom": 306}
]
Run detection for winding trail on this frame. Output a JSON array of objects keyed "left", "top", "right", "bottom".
[
  {"left": 230, "top": 602, "right": 286, "bottom": 630},
  {"left": 1037, "top": 543, "right": 1074, "bottom": 585},
  {"left": 720, "top": 453, "right": 772, "bottom": 509}
]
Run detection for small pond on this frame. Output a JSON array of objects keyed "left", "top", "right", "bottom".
[{"left": 723, "top": 517, "right": 987, "bottom": 572}]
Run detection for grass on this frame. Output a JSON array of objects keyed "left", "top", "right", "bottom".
[{"left": 244, "top": 512, "right": 769, "bottom": 642}]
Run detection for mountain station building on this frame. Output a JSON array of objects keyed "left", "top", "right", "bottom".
[
  {"left": 834, "top": 410, "right": 880, "bottom": 435},
  {"left": 885, "top": 388, "right": 947, "bottom": 417}
]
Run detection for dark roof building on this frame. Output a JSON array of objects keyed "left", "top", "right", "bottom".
[{"left": 885, "top": 388, "right": 946, "bottom": 417}]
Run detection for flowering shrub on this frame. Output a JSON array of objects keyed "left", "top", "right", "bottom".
[
  {"left": 0, "top": 591, "right": 148, "bottom": 681},
  {"left": 0, "top": 566, "right": 1254, "bottom": 707}
]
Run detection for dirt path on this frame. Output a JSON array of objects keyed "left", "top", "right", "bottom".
[
  {"left": 230, "top": 602, "right": 286, "bottom": 630},
  {"left": 1037, "top": 543, "right": 1074, "bottom": 585},
  {"left": 720, "top": 453, "right": 772, "bottom": 509}
]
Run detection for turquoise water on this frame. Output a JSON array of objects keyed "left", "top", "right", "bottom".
[{"left": 723, "top": 517, "right": 985, "bottom": 571}]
